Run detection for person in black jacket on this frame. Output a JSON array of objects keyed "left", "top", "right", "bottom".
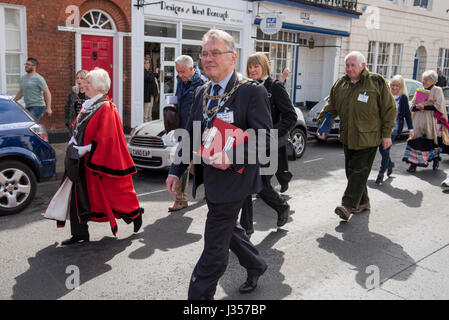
[
  {"left": 65, "top": 70, "right": 88, "bottom": 134},
  {"left": 144, "top": 59, "right": 159, "bottom": 122},
  {"left": 166, "top": 30, "right": 273, "bottom": 299},
  {"left": 239, "top": 52, "right": 297, "bottom": 235},
  {"left": 376, "top": 75, "right": 414, "bottom": 184}
]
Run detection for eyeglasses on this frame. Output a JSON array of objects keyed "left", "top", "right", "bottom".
[
  {"left": 199, "top": 50, "right": 233, "bottom": 59},
  {"left": 24, "top": 63, "right": 35, "bottom": 66}
]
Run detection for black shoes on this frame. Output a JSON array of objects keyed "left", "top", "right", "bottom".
[
  {"left": 239, "top": 264, "right": 268, "bottom": 294},
  {"left": 277, "top": 204, "right": 290, "bottom": 227},
  {"left": 61, "top": 235, "right": 89, "bottom": 246},
  {"left": 407, "top": 164, "right": 417, "bottom": 173},
  {"left": 280, "top": 184, "right": 289, "bottom": 193},
  {"left": 133, "top": 214, "right": 142, "bottom": 233},
  {"left": 375, "top": 174, "right": 384, "bottom": 185},
  {"left": 433, "top": 157, "right": 440, "bottom": 170}
]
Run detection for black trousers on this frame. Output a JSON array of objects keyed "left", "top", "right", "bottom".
[
  {"left": 275, "top": 145, "right": 292, "bottom": 187},
  {"left": 240, "top": 174, "right": 289, "bottom": 232},
  {"left": 68, "top": 183, "right": 89, "bottom": 237},
  {"left": 188, "top": 198, "right": 266, "bottom": 300}
]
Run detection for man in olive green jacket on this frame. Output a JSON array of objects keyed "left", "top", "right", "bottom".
[{"left": 317, "top": 51, "right": 397, "bottom": 221}]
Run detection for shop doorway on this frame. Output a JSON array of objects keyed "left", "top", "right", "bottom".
[{"left": 145, "top": 42, "right": 161, "bottom": 120}]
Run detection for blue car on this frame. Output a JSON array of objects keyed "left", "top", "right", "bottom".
[{"left": 0, "top": 95, "right": 56, "bottom": 215}]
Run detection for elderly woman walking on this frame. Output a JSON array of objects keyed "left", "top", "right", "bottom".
[
  {"left": 403, "top": 70, "right": 449, "bottom": 172},
  {"left": 57, "top": 68, "right": 143, "bottom": 245}
]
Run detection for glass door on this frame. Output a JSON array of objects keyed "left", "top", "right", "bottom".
[{"left": 159, "top": 44, "right": 178, "bottom": 112}]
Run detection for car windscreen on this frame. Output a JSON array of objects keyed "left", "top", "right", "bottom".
[{"left": 0, "top": 99, "right": 34, "bottom": 124}]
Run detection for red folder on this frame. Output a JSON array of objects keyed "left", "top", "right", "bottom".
[{"left": 196, "top": 117, "right": 251, "bottom": 173}]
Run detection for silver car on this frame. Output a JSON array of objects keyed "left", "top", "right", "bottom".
[
  {"left": 305, "top": 78, "right": 423, "bottom": 141},
  {"left": 128, "top": 107, "right": 308, "bottom": 171}
]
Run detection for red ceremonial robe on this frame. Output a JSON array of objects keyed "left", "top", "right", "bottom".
[{"left": 82, "top": 98, "right": 141, "bottom": 235}]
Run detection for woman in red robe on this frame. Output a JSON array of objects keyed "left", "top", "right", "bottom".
[{"left": 60, "top": 67, "right": 143, "bottom": 245}]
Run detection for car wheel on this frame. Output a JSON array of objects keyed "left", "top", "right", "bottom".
[
  {"left": 290, "top": 128, "right": 307, "bottom": 159},
  {"left": 0, "top": 160, "right": 37, "bottom": 216}
]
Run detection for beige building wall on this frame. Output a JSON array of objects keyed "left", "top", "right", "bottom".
[{"left": 340, "top": 0, "right": 449, "bottom": 80}]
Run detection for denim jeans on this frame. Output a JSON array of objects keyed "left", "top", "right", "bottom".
[
  {"left": 26, "top": 106, "right": 45, "bottom": 120},
  {"left": 378, "top": 132, "right": 398, "bottom": 175}
]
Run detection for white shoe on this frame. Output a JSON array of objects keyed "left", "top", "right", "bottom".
[{"left": 441, "top": 178, "right": 449, "bottom": 187}]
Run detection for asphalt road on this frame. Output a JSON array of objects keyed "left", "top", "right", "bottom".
[{"left": 1, "top": 137, "right": 449, "bottom": 300}]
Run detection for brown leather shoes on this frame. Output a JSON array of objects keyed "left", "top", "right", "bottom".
[
  {"left": 334, "top": 205, "right": 352, "bottom": 221},
  {"left": 168, "top": 200, "right": 188, "bottom": 212},
  {"left": 354, "top": 202, "right": 371, "bottom": 214}
]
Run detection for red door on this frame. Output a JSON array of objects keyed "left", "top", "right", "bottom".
[{"left": 82, "top": 35, "right": 113, "bottom": 99}]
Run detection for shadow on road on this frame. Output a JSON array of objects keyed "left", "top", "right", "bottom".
[
  {"left": 219, "top": 229, "right": 292, "bottom": 300},
  {"left": 368, "top": 177, "right": 423, "bottom": 208},
  {"left": 316, "top": 211, "right": 416, "bottom": 289},
  {"left": 12, "top": 235, "right": 136, "bottom": 299},
  {"left": 128, "top": 211, "right": 202, "bottom": 260}
]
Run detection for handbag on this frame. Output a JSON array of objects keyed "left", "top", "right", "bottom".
[
  {"left": 44, "top": 177, "right": 72, "bottom": 221},
  {"left": 163, "top": 104, "right": 179, "bottom": 132}
]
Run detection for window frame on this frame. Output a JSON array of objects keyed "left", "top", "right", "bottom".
[
  {"left": 413, "top": 0, "right": 431, "bottom": 10},
  {"left": 367, "top": 41, "right": 403, "bottom": 80},
  {"left": 437, "top": 48, "right": 449, "bottom": 82},
  {"left": 0, "top": 4, "right": 27, "bottom": 95}
]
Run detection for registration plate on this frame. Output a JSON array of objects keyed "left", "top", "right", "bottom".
[{"left": 132, "top": 148, "right": 152, "bottom": 158}]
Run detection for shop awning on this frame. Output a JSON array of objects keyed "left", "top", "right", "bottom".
[
  {"left": 254, "top": 18, "right": 351, "bottom": 37},
  {"left": 247, "top": 0, "right": 361, "bottom": 19}
]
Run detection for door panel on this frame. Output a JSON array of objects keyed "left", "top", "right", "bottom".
[{"left": 81, "top": 35, "right": 114, "bottom": 99}]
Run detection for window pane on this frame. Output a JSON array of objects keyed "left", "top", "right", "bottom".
[
  {"left": 183, "top": 25, "right": 209, "bottom": 41},
  {"left": 6, "top": 75, "right": 20, "bottom": 95},
  {"left": 5, "top": 8, "right": 20, "bottom": 28},
  {"left": 5, "top": 30, "right": 20, "bottom": 51},
  {"left": 145, "top": 21, "right": 177, "bottom": 38},
  {"left": 182, "top": 44, "right": 202, "bottom": 71},
  {"left": 5, "top": 54, "right": 20, "bottom": 73},
  {"left": 225, "top": 30, "right": 240, "bottom": 44}
]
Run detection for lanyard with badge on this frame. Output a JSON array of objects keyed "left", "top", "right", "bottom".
[{"left": 357, "top": 91, "right": 369, "bottom": 103}]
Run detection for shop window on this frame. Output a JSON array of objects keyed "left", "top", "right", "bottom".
[
  {"left": 255, "top": 33, "right": 297, "bottom": 97},
  {"left": 0, "top": 6, "right": 25, "bottom": 95},
  {"left": 182, "top": 25, "right": 209, "bottom": 41},
  {"left": 145, "top": 21, "right": 177, "bottom": 38}
]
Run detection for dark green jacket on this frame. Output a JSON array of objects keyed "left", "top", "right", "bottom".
[{"left": 317, "top": 68, "right": 397, "bottom": 150}]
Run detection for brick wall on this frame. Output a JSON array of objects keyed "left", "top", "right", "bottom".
[{"left": 3, "top": 0, "right": 132, "bottom": 138}]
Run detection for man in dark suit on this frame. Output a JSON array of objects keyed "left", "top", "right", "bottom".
[{"left": 166, "top": 29, "right": 273, "bottom": 300}]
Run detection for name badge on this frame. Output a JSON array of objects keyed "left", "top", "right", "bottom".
[
  {"left": 357, "top": 92, "right": 369, "bottom": 103},
  {"left": 216, "top": 111, "right": 234, "bottom": 123}
]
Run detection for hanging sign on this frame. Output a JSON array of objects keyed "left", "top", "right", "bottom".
[{"left": 260, "top": 15, "right": 282, "bottom": 35}]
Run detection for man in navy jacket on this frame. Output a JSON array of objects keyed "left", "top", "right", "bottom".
[
  {"left": 168, "top": 56, "right": 205, "bottom": 212},
  {"left": 166, "top": 30, "right": 274, "bottom": 300}
]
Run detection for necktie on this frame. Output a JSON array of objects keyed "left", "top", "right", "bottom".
[
  {"left": 203, "top": 84, "right": 221, "bottom": 130},
  {"left": 208, "top": 84, "right": 221, "bottom": 110}
]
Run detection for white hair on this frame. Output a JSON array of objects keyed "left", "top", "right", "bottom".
[
  {"left": 202, "top": 29, "right": 236, "bottom": 53},
  {"left": 86, "top": 68, "right": 110, "bottom": 94},
  {"left": 422, "top": 70, "right": 438, "bottom": 84},
  {"left": 175, "top": 55, "right": 194, "bottom": 69},
  {"left": 345, "top": 51, "right": 366, "bottom": 67}
]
